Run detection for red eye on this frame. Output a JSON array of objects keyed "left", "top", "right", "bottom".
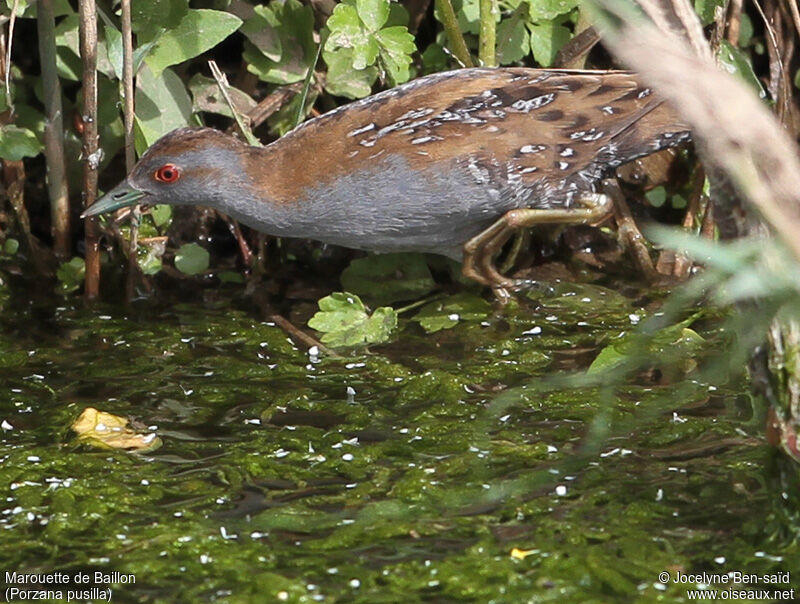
[{"left": 154, "top": 164, "right": 181, "bottom": 183}]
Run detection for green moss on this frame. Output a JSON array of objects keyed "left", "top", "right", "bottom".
[{"left": 0, "top": 286, "right": 796, "bottom": 602}]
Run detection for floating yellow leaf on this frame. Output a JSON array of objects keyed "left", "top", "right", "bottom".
[
  {"left": 510, "top": 547, "right": 537, "bottom": 560},
  {"left": 72, "top": 407, "right": 161, "bottom": 452}
]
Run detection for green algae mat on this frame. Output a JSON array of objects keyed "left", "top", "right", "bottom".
[{"left": 1, "top": 283, "right": 798, "bottom": 603}]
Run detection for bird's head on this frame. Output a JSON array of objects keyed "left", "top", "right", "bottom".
[{"left": 82, "top": 127, "right": 250, "bottom": 218}]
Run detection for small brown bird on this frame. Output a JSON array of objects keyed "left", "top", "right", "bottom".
[{"left": 84, "top": 67, "right": 690, "bottom": 288}]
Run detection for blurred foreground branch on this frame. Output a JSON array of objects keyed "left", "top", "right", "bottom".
[{"left": 590, "top": 0, "right": 800, "bottom": 254}]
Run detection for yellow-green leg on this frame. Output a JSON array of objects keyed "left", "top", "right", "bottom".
[{"left": 462, "top": 190, "right": 614, "bottom": 291}]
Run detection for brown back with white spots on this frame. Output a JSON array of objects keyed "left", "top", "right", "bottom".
[{"left": 253, "top": 68, "right": 690, "bottom": 205}]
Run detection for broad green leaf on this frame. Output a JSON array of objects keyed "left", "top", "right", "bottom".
[
  {"left": 717, "top": 40, "right": 766, "bottom": 99},
  {"left": 103, "top": 24, "right": 123, "bottom": 79},
  {"left": 497, "top": 6, "right": 530, "bottom": 65},
  {"left": 323, "top": 48, "right": 378, "bottom": 98},
  {"left": 327, "top": 3, "right": 377, "bottom": 70},
  {"left": 56, "top": 257, "right": 86, "bottom": 294},
  {"left": 375, "top": 26, "right": 415, "bottom": 83},
  {"left": 0, "top": 126, "right": 43, "bottom": 161},
  {"left": 54, "top": 14, "right": 114, "bottom": 78},
  {"left": 243, "top": 0, "right": 315, "bottom": 85},
  {"left": 528, "top": 22, "right": 571, "bottom": 67},
  {"left": 10, "top": 0, "right": 73, "bottom": 14},
  {"left": 308, "top": 292, "right": 398, "bottom": 347},
  {"left": 137, "top": 240, "right": 165, "bottom": 276},
  {"left": 421, "top": 42, "right": 449, "bottom": 74},
  {"left": 326, "top": 3, "right": 362, "bottom": 38},
  {"left": 694, "top": 0, "right": 725, "bottom": 25},
  {"left": 145, "top": 9, "right": 242, "bottom": 76},
  {"left": 413, "top": 293, "right": 491, "bottom": 333},
  {"left": 239, "top": 4, "right": 283, "bottom": 61},
  {"left": 341, "top": 254, "right": 436, "bottom": 306},
  {"left": 456, "top": 0, "right": 482, "bottom": 34},
  {"left": 150, "top": 205, "right": 173, "bottom": 229},
  {"left": 132, "top": 0, "right": 189, "bottom": 40},
  {"left": 525, "top": 0, "right": 580, "bottom": 21},
  {"left": 174, "top": 243, "right": 210, "bottom": 275},
  {"left": 3, "top": 239, "right": 19, "bottom": 255},
  {"left": 587, "top": 342, "right": 626, "bottom": 374},
  {"left": 356, "top": 0, "right": 390, "bottom": 31},
  {"left": 135, "top": 64, "right": 193, "bottom": 149},
  {"left": 352, "top": 37, "right": 381, "bottom": 71},
  {"left": 645, "top": 186, "right": 667, "bottom": 208},
  {"left": 188, "top": 74, "right": 257, "bottom": 118}
]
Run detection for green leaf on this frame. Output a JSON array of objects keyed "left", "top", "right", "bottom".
[
  {"left": 134, "top": 64, "right": 193, "bottom": 149},
  {"left": 421, "top": 42, "right": 449, "bottom": 74},
  {"left": 145, "top": 9, "right": 242, "bottom": 76},
  {"left": 375, "top": 26, "right": 415, "bottom": 84},
  {"left": 497, "top": 6, "right": 530, "bottom": 65},
  {"left": 3, "top": 238, "right": 19, "bottom": 255},
  {"left": 587, "top": 342, "right": 626, "bottom": 374},
  {"left": 341, "top": 254, "right": 436, "bottom": 306},
  {"left": 453, "top": 0, "right": 481, "bottom": 35},
  {"left": 56, "top": 257, "right": 86, "bottom": 295},
  {"left": 239, "top": 4, "right": 283, "bottom": 60},
  {"left": 326, "top": 3, "right": 362, "bottom": 38},
  {"left": 308, "top": 292, "right": 398, "bottom": 347},
  {"left": 352, "top": 37, "right": 381, "bottom": 71},
  {"left": 326, "top": 0, "right": 414, "bottom": 82},
  {"left": 131, "top": 0, "right": 189, "bottom": 40},
  {"left": 525, "top": 0, "right": 580, "bottom": 21},
  {"left": 528, "top": 22, "right": 571, "bottom": 67},
  {"left": 645, "top": 186, "right": 667, "bottom": 208},
  {"left": 717, "top": 40, "right": 766, "bottom": 99},
  {"left": 356, "top": 0, "right": 390, "bottom": 31},
  {"left": 55, "top": 14, "right": 115, "bottom": 78},
  {"left": 413, "top": 293, "right": 491, "bottom": 333},
  {"left": 150, "top": 205, "right": 173, "bottom": 229},
  {"left": 694, "top": 0, "right": 725, "bottom": 25},
  {"left": 174, "top": 243, "right": 210, "bottom": 275},
  {"left": 137, "top": 241, "right": 165, "bottom": 276},
  {"left": 0, "top": 125, "right": 43, "bottom": 161},
  {"left": 323, "top": 48, "right": 378, "bottom": 98},
  {"left": 243, "top": 0, "right": 315, "bottom": 85},
  {"left": 188, "top": 74, "right": 257, "bottom": 119},
  {"left": 103, "top": 24, "right": 123, "bottom": 79}
]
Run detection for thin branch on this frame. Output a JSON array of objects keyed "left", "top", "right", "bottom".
[
  {"left": 436, "top": 0, "right": 473, "bottom": 67},
  {"left": 4, "top": 0, "right": 18, "bottom": 110},
  {"left": 478, "top": 0, "right": 496, "bottom": 67},
  {"left": 726, "top": 0, "right": 743, "bottom": 45},
  {"left": 78, "top": 0, "right": 101, "bottom": 300},
  {"left": 120, "top": 0, "right": 142, "bottom": 302},
  {"left": 36, "top": 0, "right": 71, "bottom": 259},
  {"left": 208, "top": 60, "right": 260, "bottom": 146},
  {"left": 591, "top": 0, "right": 800, "bottom": 261},
  {"left": 786, "top": 0, "right": 800, "bottom": 40}
]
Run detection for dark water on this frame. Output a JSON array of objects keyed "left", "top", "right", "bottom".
[{"left": 0, "top": 281, "right": 798, "bottom": 603}]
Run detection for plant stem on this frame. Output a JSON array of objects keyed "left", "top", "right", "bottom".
[
  {"left": 120, "top": 0, "right": 141, "bottom": 302},
  {"left": 78, "top": 0, "right": 101, "bottom": 300},
  {"left": 208, "top": 60, "right": 260, "bottom": 146},
  {"left": 435, "top": 0, "right": 473, "bottom": 67},
  {"left": 36, "top": 0, "right": 70, "bottom": 259},
  {"left": 479, "top": 0, "right": 496, "bottom": 67}
]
